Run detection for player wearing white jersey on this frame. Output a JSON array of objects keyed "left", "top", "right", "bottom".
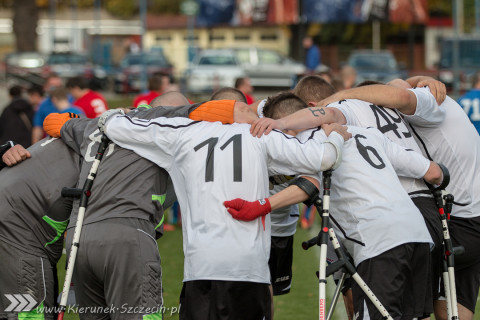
[
  {"left": 225, "top": 92, "right": 444, "bottom": 319},
  {"left": 321, "top": 79, "right": 480, "bottom": 320},
  {"left": 101, "top": 112, "right": 348, "bottom": 320},
  {"left": 254, "top": 97, "right": 304, "bottom": 297},
  {"left": 249, "top": 82, "right": 446, "bottom": 312}
]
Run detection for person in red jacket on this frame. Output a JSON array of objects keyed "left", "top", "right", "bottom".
[
  {"left": 132, "top": 73, "right": 172, "bottom": 108},
  {"left": 66, "top": 76, "right": 108, "bottom": 118},
  {"left": 235, "top": 77, "right": 255, "bottom": 105}
]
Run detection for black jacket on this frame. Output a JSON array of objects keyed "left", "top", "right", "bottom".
[{"left": 0, "top": 98, "right": 34, "bottom": 147}]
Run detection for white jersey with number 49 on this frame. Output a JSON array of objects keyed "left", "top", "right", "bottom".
[
  {"left": 332, "top": 98, "right": 433, "bottom": 196},
  {"left": 104, "top": 116, "right": 341, "bottom": 283}
]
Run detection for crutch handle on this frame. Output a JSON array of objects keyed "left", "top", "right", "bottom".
[
  {"left": 302, "top": 236, "right": 319, "bottom": 250},
  {"left": 61, "top": 187, "right": 82, "bottom": 198},
  {"left": 425, "top": 163, "right": 450, "bottom": 192},
  {"left": 326, "top": 259, "right": 347, "bottom": 277}
]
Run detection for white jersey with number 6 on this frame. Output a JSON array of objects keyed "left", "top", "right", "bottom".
[
  {"left": 298, "top": 126, "right": 433, "bottom": 266},
  {"left": 104, "top": 116, "right": 341, "bottom": 283}
]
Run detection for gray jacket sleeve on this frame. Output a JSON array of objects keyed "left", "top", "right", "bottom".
[{"left": 60, "top": 118, "right": 94, "bottom": 154}]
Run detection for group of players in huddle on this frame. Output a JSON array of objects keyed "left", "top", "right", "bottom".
[{"left": 0, "top": 74, "right": 479, "bottom": 320}]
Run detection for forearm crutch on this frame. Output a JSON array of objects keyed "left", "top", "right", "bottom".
[
  {"left": 317, "top": 170, "right": 332, "bottom": 320},
  {"left": 303, "top": 170, "right": 393, "bottom": 320},
  {"left": 426, "top": 164, "right": 463, "bottom": 320},
  {"left": 57, "top": 135, "right": 110, "bottom": 320}
]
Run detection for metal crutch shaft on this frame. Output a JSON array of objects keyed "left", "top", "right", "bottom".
[{"left": 57, "top": 135, "right": 110, "bottom": 320}]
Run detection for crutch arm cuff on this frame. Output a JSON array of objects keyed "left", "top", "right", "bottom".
[
  {"left": 289, "top": 177, "right": 319, "bottom": 207},
  {"left": 325, "top": 131, "right": 343, "bottom": 170}
]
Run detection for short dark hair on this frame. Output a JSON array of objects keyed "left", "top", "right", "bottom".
[
  {"left": 27, "top": 84, "right": 44, "bottom": 97},
  {"left": 293, "top": 75, "right": 335, "bottom": 103},
  {"left": 234, "top": 77, "right": 247, "bottom": 89},
  {"left": 66, "top": 76, "right": 88, "bottom": 90},
  {"left": 148, "top": 73, "right": 169, "bottom": 91},
  {"left": 263, "top": 92, "right": 307, "bottom": 120},
  {"left": 9, "top": 85, "right": 23, "bottom": 98},
  {"left": 150, "top": 91, "right": 189, "bottom": 107},
  {"left": 355, "top": 80, "right": 385, "bottom": 87},
  {"left": 210, "top": 87, "right": 247, "bottom": 103},
  {"left": 50, "top": 86, "right": 69, "bottom": 101},
  {"left": 472, "top": 71, "right": 480, "bottom": 88}
]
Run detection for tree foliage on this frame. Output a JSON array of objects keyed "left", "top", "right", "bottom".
[{"left": 13, "top": 0, "right": 38, "bottom": 51}]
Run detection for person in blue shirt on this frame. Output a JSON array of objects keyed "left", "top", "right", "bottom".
[
  {"left": 458, "top": 71, "right": 480, "bottom": 135},
  {"left": 303, "top": 36, "right": 321, "bottom": 73},
  {"left": 49, "top": 87, "right": 84, "bottom": 118},
  {"left": 32, "top": 74, "right": 74, "bottom": 144}
]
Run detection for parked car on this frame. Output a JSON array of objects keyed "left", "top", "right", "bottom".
[
  {"left": 347, "top": 50, "right": 407, "bottom": 85},
  {"left": 184, "top": 49, "right": 246, "bottom": 94},
  {"left": 4, "top": 52, "right": 47, "bottom": 86},
  {"left": 234, "top": 47, "right": 305, "bottom": 88},
  {"left": 438, "top": 36, "right": 480, "bottom": 90},
  {"left": 45, "top": 52, "right": 108, "bottom": 89},
  {"left": 114, "top": 52, "right": 173, "bottom": 93}
]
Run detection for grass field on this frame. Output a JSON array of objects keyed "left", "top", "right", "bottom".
[
  {"left": 57, "top": 218, "right": 351, "bottom": 320},
  {"left": 56, "top": 214, "right": 480, "bottom": 319},
  {"left": 56, "top": 97, "right": 480, "bottom": 318}
]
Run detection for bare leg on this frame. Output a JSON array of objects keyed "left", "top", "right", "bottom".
[
  {"left": 458, "top": 303, "right": 474, "bottom": 320},
  {"left": 269, "top": 285, "right": 274, "bottom": 320},
  {"left": 343, "top": 289, "right": 354, "bottom": 320},
  {"left": 434, "top": 300, "right": 473, "bottom": 320}
]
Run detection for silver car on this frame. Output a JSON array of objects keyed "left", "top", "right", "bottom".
[
  {"left": 234, "top": 47, "right": 305, "bottom": 87},
  {"left": 184, "top": 49, "right": 246, "bottom": 94}
]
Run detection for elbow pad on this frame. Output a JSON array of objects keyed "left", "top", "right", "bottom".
[{"left": 289, "top": 177, "right": 320, "bottom": 207}]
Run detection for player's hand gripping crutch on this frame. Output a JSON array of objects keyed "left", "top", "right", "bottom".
[
  {"left": 57, "top": 134, "right": 110, "bottom": 320},
  {"left": 303, "top": 170, "right": 393, "bottom": 320},
  {"left": 425, "top": 164, "right": 464, "bottom": 320}
]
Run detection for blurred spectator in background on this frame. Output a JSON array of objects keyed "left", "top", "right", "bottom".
[
  {"left": 0, "top": 85, "right": 34, "bottom": 147},
  {"left": 340, "top": 65, "right": 357, "bottom": 89},
  {"left": 317, "top": 71, "right": 333, "bottom": 84},
  {"left": 303, "top": 36, "right": 320, "bottom": 73},
  {"left": 331, "top": 77, "right": 345, "bottom": 92},
  {"left": 132, "top": 73, "right": 179, "bottom": 108},
  {"left": 458, "top": 71, "right": 480, "bottom": 134},
  {"left": 132, "top": 73, "right": 164, "bottom": 108},
  {"left": 66, "top": 76, "right": 108, "bottom": 118},
  {"left": 32, "top": 74, "right": 73, "bottom": 144},
  {"left": 235, "top": 77, "right": 255, "bottom": 104},
  {"left": 50, "top": 87, "right": 84, "bottom": 115},
  {"left": 27, "top": 85, "right": 44, "bottom": 112}
]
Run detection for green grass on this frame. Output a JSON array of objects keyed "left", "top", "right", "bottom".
[
  {"left": 106, "top": 97, "right": 135, "bottom": 109},
  {"left": 56, "top": 217, "right": 480, "bottom": 319},
  {"left": 56, "top": 219, "right": 347, "bottom": 320}
]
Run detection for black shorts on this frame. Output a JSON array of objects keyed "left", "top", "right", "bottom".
[
  {"left": 269, "top": 235, "right": 294, "bottom": 296},
  {"left": 179, "top": 280, "right": 271, "bottom": 320},
  {"left": 439, "top": 215, "right": 480, "bottom": 312},
  {"left": 412, "top": 196, "right": 443, "bottom": 300},
  {"left": 352, "top": 243, "right": 432, "bottom": 320}
]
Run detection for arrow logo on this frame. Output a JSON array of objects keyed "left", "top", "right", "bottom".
[
  {"left": 4, "top": 294, "right": 37, "bottom": 312},
  {"left": 24, "top": 294, "right": 37, "bottom": 311}
]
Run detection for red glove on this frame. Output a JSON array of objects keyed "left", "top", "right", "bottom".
[{"left": 223, "top": 198, "right": 271, "bottom": 222}]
